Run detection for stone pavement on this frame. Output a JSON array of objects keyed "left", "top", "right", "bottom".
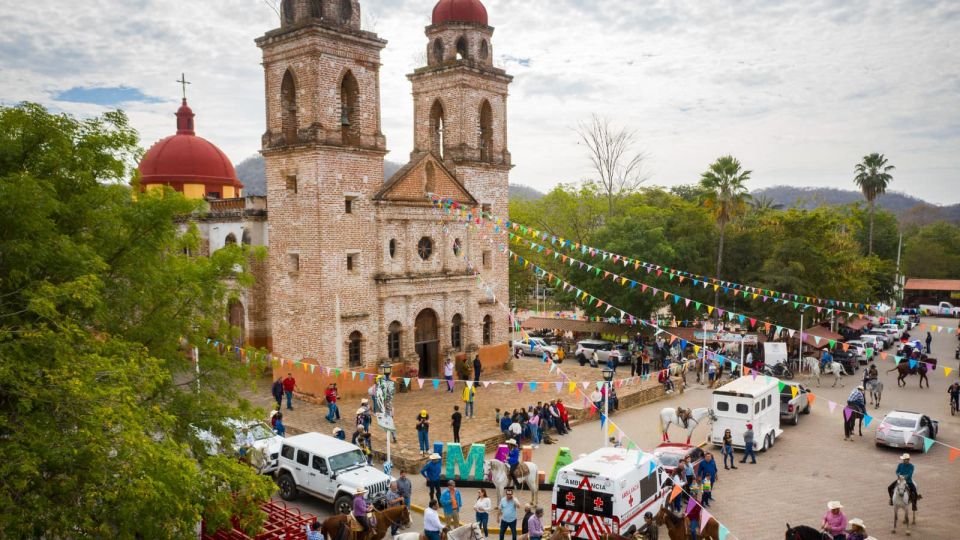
[{"left": 244, "top": 354, "right": 676, "bottom": 470}]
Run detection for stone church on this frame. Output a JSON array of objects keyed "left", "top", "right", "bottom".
[{"left": 139, "top": 0, "right": 512, "bottom": 378}]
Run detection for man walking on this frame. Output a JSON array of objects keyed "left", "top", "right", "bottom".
[
  {"left": 324, "top": 383, "right": 340, "bottom": 423},
  {"left": 497, "top": 488, "right": 520, "bottom": 540},
  {"left": 282, "top": 372, "right": 296, "bottom": 410},
  {"left": 386, "top": 481, "right": 404, "bottom": 535},
  {"left": 271, "top": 376, "right": 284, "bottom": 409},
  {"left": 397, "top": 470, "right": 412, "bottom": 508},
  {"left": 424, "top": 500, "right": 443, "bottom": 540},
  {"left": 439, "top": 480, "right": 462, "bottom": 528},
  {"left": 451, "top": 406, "right": 463, "bottom": 443},
  {"left": 421, "top": 453, "right": 443, "bottom": 502},
  {"left": 473, "top": 354, "right": 482, "bottom": 383},
  {"left": 740, "top": 423, "right": 757, "bottom": 464}
]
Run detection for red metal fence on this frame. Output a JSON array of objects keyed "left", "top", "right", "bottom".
[{"left": 203, "top": 500, "right": 317, "bottom": 540}]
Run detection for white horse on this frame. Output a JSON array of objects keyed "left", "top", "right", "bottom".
[
  {"left": 485, "top": 458, "right": 539, "bottom": 505},
  {"left": 864, "top": 378, "right": 883, "bottom": 409},
  {"left": 394, "top": 522, "right": 484, "bottom": 540},
  {"left": 891, "top": 475, "right": 915, "bottom": 536},
  {"left": 658, "top": 407, "right": 715, "bottom": 444},
  {"left": 801, "top": 356, "right": 844, "bottom": 387}
]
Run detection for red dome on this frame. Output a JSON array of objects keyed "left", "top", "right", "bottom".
[
  {"left": 432, "top": 0, "right": 488, "bottom": 25},
  {"left": 138, "top": 99, "right": 243, "bottom": 195}
]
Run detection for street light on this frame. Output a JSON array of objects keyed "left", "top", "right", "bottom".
[
  {"left": 379, "top": 362, "right": 395, "bottom": 474},
  {"left": 602, "top": 367, "right": 614, "bottom": 447}
]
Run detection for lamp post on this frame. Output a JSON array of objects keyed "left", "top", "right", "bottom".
[
  {"left": 740, "top": 329, "right": 747, "bottom": 377},
  {"left": 602, "top": 367, "right": 614, "bottom": 447},
  {"left": 379, "top": 362, "right": 395, "bottom": 475}
]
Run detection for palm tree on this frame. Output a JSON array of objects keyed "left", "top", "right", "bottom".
[
  {"left": 750, "top": 194, "right": 784, "bottom": 211},
  {"left": 853, "top": 153, "right": 895, "bottom": 256},
  {"left": 699, "top": 155, "right": 752, "bottom": 308}
]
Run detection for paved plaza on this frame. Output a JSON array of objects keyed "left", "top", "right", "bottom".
[{"left": 273, "top": 318, "right": 959, "bottom": 540}]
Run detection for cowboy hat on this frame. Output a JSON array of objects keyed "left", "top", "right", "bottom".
[
  {"left": 356, "top": 408, "right": 365, "bottom": 415},
  {"left": 355, "top": 486, "right": 368, "bottom": 495},
  {"left": 848, "top": 518, "right": 865, "bottom": 529},
  {"left": 900, "top": 453, "right": 911, "bottom": 460},
  {"left": 857, "top": 385, "right": 864, "bottom": 391},
  {"left": 827, "top": 501, "right": 843, "bottom": 510},
  {"left": 506, "top": 439, "right": 517, "bottom": 445},
  {"left": 429, "top": 453, "right": 441, "bottom": 460},
  {"left": 361, "top": 398, "right": 368, "bottom": 404},
  {"left": 332, "top": 427, "right": 343, "bottom": 434}
]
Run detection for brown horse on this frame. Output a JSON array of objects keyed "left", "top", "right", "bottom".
[
  {"left": 887, "top": 356, "right": 936, "bottom": 388},
  {"left": 655, "top": 507, "right": 689, "bottom": 540},
  {"left": 523, "top": 526, "right": 571, "bottom": 540},
  {"left": 321, "top": 505, "right": 411, "bottom": 540}
]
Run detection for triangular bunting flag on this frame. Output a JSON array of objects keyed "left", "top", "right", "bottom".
[{"left": 922, "top": 436, "right": 935, "bottom": 453}]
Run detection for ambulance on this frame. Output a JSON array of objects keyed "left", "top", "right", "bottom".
[{"left": 551, "top": 447, "right": 666, "bottom": 540}]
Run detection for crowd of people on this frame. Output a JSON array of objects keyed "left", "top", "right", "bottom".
[{"left": 495, "top": 399, "right": 573, "bottom": 448}]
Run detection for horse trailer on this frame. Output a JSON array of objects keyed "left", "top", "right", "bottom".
[
  {"left": 551, "top": 448, "right": 666, "bottom": 540},
  {"left": 709, "top": 376, "right": 783, "bottom": 451}
]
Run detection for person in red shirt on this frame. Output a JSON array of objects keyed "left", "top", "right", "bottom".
[
  {"left": 324, "top": 383, "right": 340, "bottom": 423},
  {"left": 282, "top": 373, "right": 296, "bottom": 410},
  {"left": 556, "top": 399, "right": 572, "bottom": 432}
]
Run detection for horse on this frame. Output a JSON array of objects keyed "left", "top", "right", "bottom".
[
  {"left": 892, "top": 475, "right": 916, "bottom": 536},
  {"left": 843, "top": 404, "right": 865, "bottom": 440},
  {"left": 864, "top": 378, "right": 883, "bottom": 409},
  {"left": 485, "top": 458, "right": 539, "bottom": 505},
  {"left": 659, "top": 407, "right": 716, "bottom": 444},
  {"left": 801, "top": 356, "right": 844, "bottom": 387},
  {"left": 654, "top": 507, "right": 688, "bottom": 540},
  {"left": 523, "top": 525, "right": 571, "bottom": 540},
  {"left": 322, "top": 505, "right": 411, "bottom": 540},
  {"left": 784, "top": 524, "right": 830, "bottom": 539},
  {"left": 888, "top": 357, "right": 936, "bottom": 388}
]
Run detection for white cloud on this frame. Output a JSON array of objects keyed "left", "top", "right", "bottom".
[{"left": 1, "top": 0, "right": 957, "bottom": 202}]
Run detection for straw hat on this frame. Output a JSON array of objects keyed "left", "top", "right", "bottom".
[
  {"left": 827, "top": 501, "right": 843, "bottom": 510},
  {"left": 332, "top": 427, "right": 343, "bottom": 435},
  {"left": 900, "top": 453, "right": 911, "bottom": 460},
  {"left": 848, "top": 518, "right": 865, "bottom": 530},
  {"left": 355, "top": 486, "right": 368, "bottom": 495},
  {"left": 429, "top": 453, "right": 441, "bottom": 460},
  {"left": 361, "top": 398, "right": 369, "bottom": 404},
  {"left": 506, "top": 439, "right": 517, "bottom": 445}
]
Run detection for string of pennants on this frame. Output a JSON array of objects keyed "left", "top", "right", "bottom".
[{"left": 430, "top": 196, "right": 873, "bottom": 317}]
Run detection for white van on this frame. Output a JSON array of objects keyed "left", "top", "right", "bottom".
[
  {"left": 552, "top": 448, "right": 666, "bottom": 539},
  {"left": 710, "top": 376, "right": 782, "bottom": 451}
]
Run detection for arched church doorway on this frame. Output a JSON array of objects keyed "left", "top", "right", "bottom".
[{"left": 415, "top": 308, "right": 439, "bottom": 377}]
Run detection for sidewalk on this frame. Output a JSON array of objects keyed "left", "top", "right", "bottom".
[{"left": 245, "top": 357, "right": 682, "bottom": 471}]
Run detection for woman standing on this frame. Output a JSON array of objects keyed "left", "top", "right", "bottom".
[
  {"left": 721, "top": 429, "right": 737, "bottom": 470},
  {"left": 528, "top": 410, "right": 541, "bottom": 448},
  {"left": 416, "top": 410, "right": 430, "bottom": 455},
  {"left": 474, "top": 489, "right": 491, "bottom": 538}
]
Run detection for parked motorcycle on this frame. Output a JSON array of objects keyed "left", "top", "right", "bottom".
[{"left": 762, "top": 362, "right": 794, "bottom": 380}]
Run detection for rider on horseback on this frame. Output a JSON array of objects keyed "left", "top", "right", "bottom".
[
  {"left": 887, "top": 454, "right": 920, "bottom": 509},
  {"left": 820, "top": 350, "right": 834, "bottom": 373},
  {"left": 847, "top": 386, "right": 866, "bottom": 411},
  {"left": 677, "top": 407, "right": 691, "bottom": 429},
  {"left": 948, "top": 382, "right": 960, "bottom": 412},
  {"left": 352, "top": 487, "right": 371, "bottom": 537},
  {"left": 506, "top": 439, "right": 522, "bottom": 489},
  {"left": 862, "top": 364, "right": 878, "bottom": 384}
]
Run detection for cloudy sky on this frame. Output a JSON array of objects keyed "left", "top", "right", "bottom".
[{"left": 2, "top": 0, "right": 958, "bottom": 202}]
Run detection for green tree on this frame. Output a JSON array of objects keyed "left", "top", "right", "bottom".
[
  {"left": 853, "top": 152, "right": 895, "bottom": 255},
  {"left": 698, "top": 155, "right": 752, "bottom": 307},
  {"left": 0, "top": 104, "right": 273, "bottom": 537},
  {"left": 902, "top": 222, "right": 960, "bottom": 279}
]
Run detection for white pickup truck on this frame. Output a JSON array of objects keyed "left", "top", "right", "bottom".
[{"left": 918, "top": 301, "right": 957, "bottom": 317}]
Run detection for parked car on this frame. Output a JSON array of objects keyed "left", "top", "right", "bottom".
[
  {"left": 844, "top": 340, "right": 869, "bottom": 364},
  {"left": 860, "top": 332, "right": 888, "bottom": 351},
  {"left": 779, "top": 382, "right": 811, "bottom": 425},
  {"left": 196, "top": 419, "right": 284, "bottom": 474},
  {"left": 918, "top": 301, "right": 957, "bottom": 317},
  {"left": 831, "top": 349, "right": 860, "bottom": 375},
  {"left": 575, "top": 339, "right": 614, "bottom": 366},
  {"left": 651, "top": 443, "right": 704, "bottom": 477},
  {"left": 275, "top": 433, "right": 392, "bottom": 514},
  {"left": 879, "top": 324, "right": 903, "bottom": 341},
  {"left": 864, "top": 329, "right": 894, "bottom": 349},
  {"left": 512, "top": 337, "right": 559, "bottom": 358},
  {"left": 875, "top": 411, "right": 939, "bottom": 450}
]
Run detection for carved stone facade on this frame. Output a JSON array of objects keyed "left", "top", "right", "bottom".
[{"left": 253, "top": 0, "right": 511, "bottom": 377}]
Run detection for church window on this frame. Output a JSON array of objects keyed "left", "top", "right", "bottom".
[
  {"left": 224, "top": 233, "right": 237, "bottom": 246},
  {"left": 242, "top": 229, "right": 252, "bottom": 245},
  {"left": 482, "top": 315, "right": 493, "bottom": 345},
  {"left": 281, "top": 70, "right": 298, "bottom": 145},
  {"left": 310, "top": 0, "right": 323, "bottom": 18},
  {"left": 388, "top": 321, "right": 402, "bottom": 359},
  {"left": 282, "top": 0, "right": 295, "bottom": 23},
  {"left": 340, "top": 71, "right": 360, "bottom": 145},
  {"left": 345, "top": 196, "right": 356, "bottom": 214},
  {"left": 286, "top": 175, "right": 298, "bottom": 193},
  {"left": 339, "top": 0, "right": 353, "bottom": 24},
  {"left": 424, "top": 161, "right": 437, "bottom": 194},
  {"left": 417, "top": 237, "right": 433, "bottom": 260},
  {"left": 288, "top": 253, "right": 300, "bottom": 273},
  {"left": 483, "top": 250, "right": 491, "bottom": 269},
  {"left": 453, "top": 238, "right": 462, "bottom": 257},
  {"left": 207, "top": 191, "right": 221, "bottom": 199},
  {"left": 429, "top": 100, "right": 445, "bottom": 158},
  {"left": 346, "top": 253, "right": 358, "bottom": 272},
  {"left": 479, "top": 100, "right": 493, "bottom": 162},
  {"left": 481, "top": 203, "right": 492, "bottom": 216},
  {"left": 433, "top": 39, "right": 445, "bottom": 64},
  {"left": 451, "top": 314, "right": 463, "bottom": 349},
  {"left": 479, "top": 40, "right": 489, "bottom": 60},
  {"left": 456, "top": 36, "right": 468, "bottom": 60},
  {"left": 389, "top": 239, "right": 397, "bottom": 259},
  {"left": 348, "top": 331, "right": 362, "bottom": 367}
]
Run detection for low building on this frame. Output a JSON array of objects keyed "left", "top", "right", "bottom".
[{"left": 903, "top": 278, "right": 960, "bottom": 307}]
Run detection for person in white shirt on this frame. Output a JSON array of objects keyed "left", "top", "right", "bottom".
[
  {"left": 444, "top": 358, "right": 455, "bottom": 392},
  {"left": 508, "top": 419, "right": 523, "bottom": 440},
  {"left": 589, "top": 389, "right": 602, "bottom": 411},
  {"left": 474, "top": 488, "right": 492, "bottom": 537},
  {"left": 424, "top": 499, "right": 443, "bottom": 540}
]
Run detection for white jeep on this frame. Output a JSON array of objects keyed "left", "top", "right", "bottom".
[{"left": 275, "top": 432, "right": 391, "bottom": 514}]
